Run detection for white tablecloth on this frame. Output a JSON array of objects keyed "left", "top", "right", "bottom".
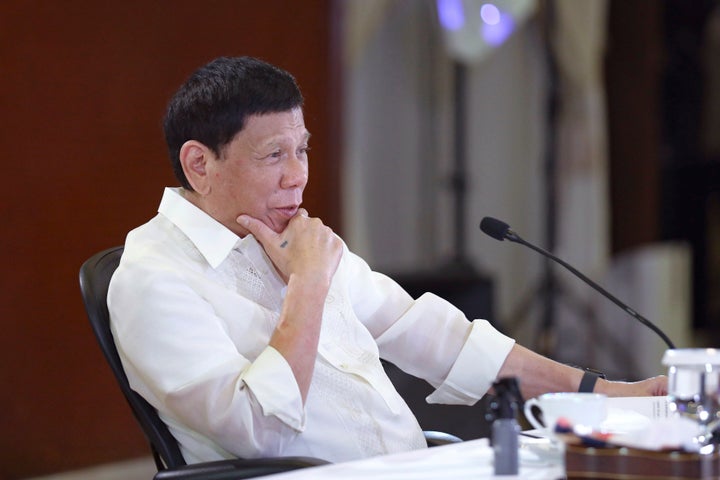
[{"left": 262, "top": 436, "right": 565, "bottom": 479}]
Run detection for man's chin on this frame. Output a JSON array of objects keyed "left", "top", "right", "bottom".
[
  {"left": 266, "top": 217, "right": 289, "bottom": 234},
  {"left": 271, "top": 223, "right": 289, "bottom": 234}
]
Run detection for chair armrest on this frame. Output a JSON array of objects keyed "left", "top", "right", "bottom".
[
  {"left": 152, "top": 433, "right": 460, "bottom": 480},
  {"left": 424, "top": 430, "right": 463, "bottom": 447},
  {"left": 153, "top": 456, "right": 329, "bottom": 480}
]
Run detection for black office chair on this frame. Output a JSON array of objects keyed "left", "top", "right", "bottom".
[
  {"left": 80, "top": 247, "right": 461, "bottom": 479},
  {"left": 80, "top": 246, "right": 328, "bottom": 479}
]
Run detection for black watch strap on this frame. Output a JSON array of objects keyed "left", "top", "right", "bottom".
[{"left": 578, "top": 370, "right": 602, "bottom": 393}]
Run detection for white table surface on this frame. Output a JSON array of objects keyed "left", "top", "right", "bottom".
[{"left": 261, "top": 436, "right": 565, "bottom": 479}]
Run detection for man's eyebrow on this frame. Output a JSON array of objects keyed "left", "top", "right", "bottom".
[{"left": 260, "top": 130, "right": 311, "bottom": 149}]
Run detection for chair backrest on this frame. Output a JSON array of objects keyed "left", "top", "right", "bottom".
[{"left": 79, "top": 246, "right": 187, "bottom": 470}]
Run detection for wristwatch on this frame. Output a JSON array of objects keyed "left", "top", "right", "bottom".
[{"left": 578, "top": 367, "right": 607, "bottom": 393}]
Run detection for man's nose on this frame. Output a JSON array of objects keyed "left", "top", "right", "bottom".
[{"left": 282, "top": 155, "right": 308, "bottom": 188}]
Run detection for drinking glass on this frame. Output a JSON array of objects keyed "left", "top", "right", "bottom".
[{"left": 662, "top": 348, "right": 720, "bottom": 450}]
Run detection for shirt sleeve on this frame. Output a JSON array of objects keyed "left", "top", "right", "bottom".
[
  {"left": 241, "top": 346, "right": 305, "bottom": 430},
  {"left": 341, "top": 249, "right": 515, "bottom": 405},
  {"left": 109, "top": 256, "right": 305, "bottom": 459},
  {"left": 425, "top": 318, "right": 515, "bottom": 405}
]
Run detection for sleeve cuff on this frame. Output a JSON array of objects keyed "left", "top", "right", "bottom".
[
  {"left": 426, "top": 320, "right": 515, "bottom": 405},
  {"left": 240, "top": 346, "right": 306, "bottom": 431}
]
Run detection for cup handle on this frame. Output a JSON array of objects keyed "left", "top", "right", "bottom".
[{"left": 523, "top": 398, "right": 545, "bottom": 431}]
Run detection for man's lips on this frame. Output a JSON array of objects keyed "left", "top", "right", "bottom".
[{"left": 275, "top": 205, "right": 299, "bottom": 218}]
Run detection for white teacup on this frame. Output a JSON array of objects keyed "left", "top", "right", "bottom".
[{"left": 523, "top": 392, "right": 608, "bottom": 434}]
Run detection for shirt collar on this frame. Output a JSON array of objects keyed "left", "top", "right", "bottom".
[{"left": 158, "top": 187, "right": 241, "bottom": 268}]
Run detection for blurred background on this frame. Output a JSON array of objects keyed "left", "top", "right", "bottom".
[{"left": 2, "top": 0, "right": 720, "bottom": 478}]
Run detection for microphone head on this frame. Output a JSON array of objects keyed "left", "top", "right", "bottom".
[{"left": 480, "top": 217, "right": 510, "bottom": 241}]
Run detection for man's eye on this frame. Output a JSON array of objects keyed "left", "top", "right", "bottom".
[
  {"left": 299, "top": 146, "right": 311, "bottom": 156},
  {"left": 269, "top": 150, "right": 282, "bottom": 158}
]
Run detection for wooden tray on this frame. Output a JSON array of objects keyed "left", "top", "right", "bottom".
[{"left": 565, "top": 444, "right": 720, "bottom": 479}]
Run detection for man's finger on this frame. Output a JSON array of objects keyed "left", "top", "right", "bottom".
[{"left": 237, "top": 214, "right": 276, "bottom": 244}]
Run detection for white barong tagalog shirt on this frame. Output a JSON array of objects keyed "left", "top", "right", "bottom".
[{"left": 108, "top": 187, "right": 515, "bottom": 464}]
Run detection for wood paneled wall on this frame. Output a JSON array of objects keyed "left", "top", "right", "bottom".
[
  {"left": 0, "top": 2, "right": 339, "bottom": 478},
  {"left": 605, "top": 0, "right": 663, "bottom": 254}
]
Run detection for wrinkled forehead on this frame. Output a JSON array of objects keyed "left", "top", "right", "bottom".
[{"left": 288, "top": 107, "right": 304, "bottom": 124}]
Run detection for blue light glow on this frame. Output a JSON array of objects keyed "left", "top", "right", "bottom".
[
  {"left": 480, "top": 9, "right": 515, "bottom": 46},
  {"left": 437, "top": 0, "right": 465, "bottom": 31},
  {"left": 480, "top": 3, "right": 501, "bottom": 26}
]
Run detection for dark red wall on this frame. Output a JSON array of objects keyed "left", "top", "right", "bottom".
[
  {"left": 605, "top": 0, "right": 663, "bottom": 254},
  {"left": 0, "top": 2, "right": 340, "bottom": 478}
]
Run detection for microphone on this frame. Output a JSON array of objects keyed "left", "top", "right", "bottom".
[{"left": 479, "top": 216, "right": 676, "bottom": 349}]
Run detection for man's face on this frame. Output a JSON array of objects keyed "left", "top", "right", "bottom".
[{"left": 201, "top": 108, "right": 310, "bottom": 236}]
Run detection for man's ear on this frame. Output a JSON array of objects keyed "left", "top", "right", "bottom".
[{"left": 179, "top": 140, "right": 212, "bottom": 195}]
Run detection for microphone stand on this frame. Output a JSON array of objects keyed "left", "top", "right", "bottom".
[
  {"left": 502, "top": 0, "right": 595, "bottom": 356},
  {"left": 539, "top": 0, "right": 560, "bottom": 355},
  {"left": 451, "top": 59, "right": 468, "bottom": 267},
  {"left": 441, "top": 58, "right": 484, "bottom": 279}
]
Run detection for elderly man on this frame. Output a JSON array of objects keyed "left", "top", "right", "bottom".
[{"left": 108, "top": 56, "right": 666, "bottom": 465}]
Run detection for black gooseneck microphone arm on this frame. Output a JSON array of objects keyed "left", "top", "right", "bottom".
[{"left": 479, "top": 217, "right": 676, "bottom": 350}]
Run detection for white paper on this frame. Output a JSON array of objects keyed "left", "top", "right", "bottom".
[{"left": 605, "top": 396, "right": 672, "bottom": 420}]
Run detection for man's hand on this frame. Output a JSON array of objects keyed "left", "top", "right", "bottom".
[
  {"left": 238, "top": 209, "right": 342, "bottom": 285},
  {"left": 597, "top": 375, "right": 668, "bottom": 397},
  {"left": 237, "top": 209, "right": 343, "bottom": 403}
]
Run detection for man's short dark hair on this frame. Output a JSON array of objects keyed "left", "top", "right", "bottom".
[{"left": 163, "top": 56, "right": 304, "bottom": 190}]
